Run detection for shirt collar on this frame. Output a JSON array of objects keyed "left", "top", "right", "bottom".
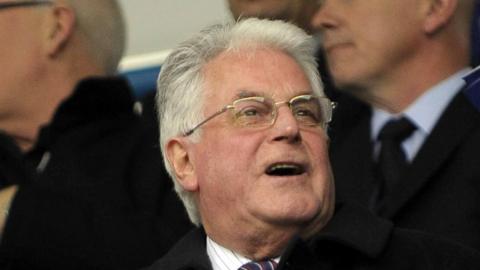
[
  {"left": 371, "top": 67, "right": 471, "bottom": 141},
  {"left": 206, "top": 237, "right": 280, "bottom": 270}
]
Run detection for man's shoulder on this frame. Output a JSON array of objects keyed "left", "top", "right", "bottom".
[
  {"left": 29, "top": 76, "right": 171, "bottom": 210},
  {"left": 380, "top": 228, "right": 480, "bottom": 269},
  {"left": 305, "top": 203, "right": 480, "bottom": 269},
  {"left": 427, "top": 90, "right": 480, "bottom": 150},
  {"left": 40, "top": 76, "right": 158, "bottom": 157}
]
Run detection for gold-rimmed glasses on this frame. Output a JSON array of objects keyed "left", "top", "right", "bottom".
[{"left": 184, "top": 94, "right": 336, "bottom": 136}]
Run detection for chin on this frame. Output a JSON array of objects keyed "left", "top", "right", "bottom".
[{"left": 263, "top": 198, "right": 322, "bottom": 226}]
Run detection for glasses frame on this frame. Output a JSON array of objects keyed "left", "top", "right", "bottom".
[
  {"left": 184, "top": 94, "right": 336, "bottom": 136},
  {"left": 0, "top": 1, "right": 52, "bottom": 10}
]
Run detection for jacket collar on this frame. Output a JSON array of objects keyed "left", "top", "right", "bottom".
[
  {"left": 48, "top": 76, "right": 136, "bottom": 130},
  {"left": 155, "top": 202, "right": 393, "bottom": 269},
  {"left": 33, "top": 76, "right": 136, "bottom": 149},
  {"left": 152, "top": 228, "right": 212, "bottom": 270},
  {"left": 309, "top": 201, "right": 393, "bottom": 259}
]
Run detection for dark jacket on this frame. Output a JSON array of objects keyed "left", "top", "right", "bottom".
[
  {"left": 329, "top": 89, "right": 480, "bottom": 250},
  {"left": 0, "top": 77, "right": 192, "bottom": 270},
  {"left": 145, "top": 202, "right": 480, "bottom": 270},
  {"left": 464, "top": 67, "right": 480, "bottom": 111}
]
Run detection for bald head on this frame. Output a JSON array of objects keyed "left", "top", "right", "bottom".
[
  {"left": 0, "top": 0, "right": 126, "bottom": 150},
  {"left": 64, "top": 0, "right": 126, "bottom": 74}
]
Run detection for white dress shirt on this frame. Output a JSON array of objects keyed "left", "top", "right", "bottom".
[
  {"left": 206, "top": 237, "right": 280, "bottom": 270},
  {"left": 371, "top": 68, "right": 471, "bottom": 162}
]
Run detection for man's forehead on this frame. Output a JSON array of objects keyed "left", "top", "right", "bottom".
[
  {"left": 202, "top": 49, "right": 313, "bottom": 99},
  {"left": 211, "top": 47, "right": 291, "bottom": 62},
  {"left": 202, "top": 48, "right": 303, "bottom": 80}
]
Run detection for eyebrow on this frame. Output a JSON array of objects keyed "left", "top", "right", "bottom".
[
  {"left": 236, "top": 89, "right": 268, "bottom": 99},
  {"left": 235, "top": 89, "right": 315, "bottom": 99}
]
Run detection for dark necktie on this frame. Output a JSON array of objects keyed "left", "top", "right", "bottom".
[
  {"left": 238, "top": 259, "right": 278, "bottom": 270},
  {"left": 372, "top": 117, "right": 416, "bottom": 213}
]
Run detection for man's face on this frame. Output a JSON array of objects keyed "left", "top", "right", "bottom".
[
  {"left": 227, "top": 0, "right": 319, "bottom": 33},
  {"left": 311, "top": 0, "right": 424, "bottom": 90},
  {"left": 189, "top": 48, "right": 334, "bottom": 237},
  {"left": 0, "top": 1, "right": 47, "bottom": 118}
]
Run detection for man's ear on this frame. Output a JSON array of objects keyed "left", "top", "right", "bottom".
[
  {"left": 44, "top": 4, "right": 76, "bottom": 57},
  {"left": 166, "top": 138, "right": 199, "bottom": 192},
  {"left": 422, "top": 0, "right": 458, "bottom": 34}
]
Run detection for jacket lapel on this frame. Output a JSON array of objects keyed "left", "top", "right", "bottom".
[
  {"left": 149, "top": 228, "right": 212, "bottom": 270},
  {"left": 381, "top": 92, "right": 480, "bottom": 218}
]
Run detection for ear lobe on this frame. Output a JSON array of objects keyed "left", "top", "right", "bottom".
[
  {"left": 422, "top": 0, "right": 458, "bottom": 34},
  {"left": 166, "top": 138, "right": 199, "bottom": 192},
  {"left": 45, "top": 5, "right": 76, "bottom": 57}
]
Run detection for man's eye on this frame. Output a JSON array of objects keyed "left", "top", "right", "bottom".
[
  {"left": 237, "top": 106, "right": 268, "bottom": 117},
  {"left": 295, "top": 109, "right": 315, "bottom": 117},
  {"left": 294, "top": 108, "right": 320, "bottom": 122},
  {"left": 243, "top": 108, "right": 260, "bottom": 116}
]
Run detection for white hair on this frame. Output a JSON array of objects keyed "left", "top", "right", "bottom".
[
  {"left": 157, "top": 18, "right": 324, "bottom": 226},
  {"left": 64, "top": 0, "right": 126, "bottom": 74}
]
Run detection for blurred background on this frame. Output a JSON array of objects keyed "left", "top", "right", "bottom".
[
  {"left": 117, "top": 0, "right": 232, "bottom": 97},
  {"left": 116, "top": 0, "right": 480, "bottom": 98}
]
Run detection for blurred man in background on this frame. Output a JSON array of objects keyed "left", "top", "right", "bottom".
[
  {"left": 0, "top": 0, "right": 190, "bottom": 269},
  {"left": 312, "top": 0, "right": 480, "bottom": 251}
]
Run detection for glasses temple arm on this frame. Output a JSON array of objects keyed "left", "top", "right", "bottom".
[{"left": 184, "top": 107, "right": 230, "bottom": 136}]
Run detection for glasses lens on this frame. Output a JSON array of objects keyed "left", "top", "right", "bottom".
[
  {"left": 290, "top": 96, "right": 323, "bottom": 126},
  {"left": 291, "top": 95, "right": 333, "bottom": 127},
  {"left": 233, "top": 97, "right": 274, "bottom": 126}
]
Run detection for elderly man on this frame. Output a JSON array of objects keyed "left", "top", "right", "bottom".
[
  {"left": 145, "top": 18, "right": 480, "bottom": 270},
  {"left": 0, "top": 0, "right": 190, "bottom": 269},
  {"left": 312, "top": 0, "right": 480, "bottom": 251}
]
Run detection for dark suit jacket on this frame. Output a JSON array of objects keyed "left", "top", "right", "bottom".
[
  {"left": 145, "top": 202, "right": 480, "bottom": 270},
  {"left": 464, "top": 67, "right": 480, "bottom": 110},
  {"left": 329, "top": 90, "right": 480, "bottom": 250},
  {"left": 0, "top": 77, "right": 192, "bottom": 270}
]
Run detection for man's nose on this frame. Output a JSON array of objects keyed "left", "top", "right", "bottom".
[
  {"left": 269, "top": 106, "right": 301, "bottom": 143},
  {"left": 311, "top": 0, "right": 338, "bottom": 32}
]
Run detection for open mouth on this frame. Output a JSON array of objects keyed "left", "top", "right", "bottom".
[{"left": 265, "top": 163, "right": 306, "bottom": 176}]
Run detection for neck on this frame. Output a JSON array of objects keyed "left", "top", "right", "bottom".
[
  {"left": 204, "top": 220, "right": 302, "bottom": 261},
  {"left": 353, "top": 41, "right": 469, "bottom": 113},
  {"left": 0, "top": 79, "right": 76, "bottom": 152},
  {"left": 0, "top": 116, "right": 46, "bottom": 152},
  {"left": 0, "top": 67, "right": 100, "bottom": 152}
]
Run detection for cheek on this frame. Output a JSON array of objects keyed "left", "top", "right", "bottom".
[
  {"left": 330, "top": 27, "right": 395, "bottom": 86},
  {"left": 194, "top": 132, "right": 262, "bottom": 189},
  {"left": 362, "top": 12, "right": 421, "bottom": 66},
  {"left": 194, "top": 133, "right": 263, "bottom": 216},
  {"left": 305, "top": 132, "right": 332, "bottom": 183}
]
